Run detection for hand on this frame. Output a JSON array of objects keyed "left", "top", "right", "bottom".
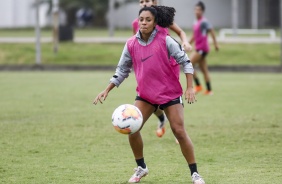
[
  {"left": 93, "top": 90, "right": 109, "bottom": 105},
  {"left": 185, "top": 87, "right": 196, "bottom": 104},
  {"left": 182, "top": 42, "right": 193, "bottom": 52}
]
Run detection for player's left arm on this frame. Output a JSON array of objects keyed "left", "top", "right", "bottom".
[
  {"left": 204, "top": 20, "right": 219, "bottom": 51},
  {"left": 209, "top": 28, "right": 219, "bottom": 51},
  {"left": 166, "top": 36, "right": 196, "bottom": 104},
  {"left": 169, "top": 22, "right": 192, "bottom": 52},
  {"left": 185, "top": 73, "right": 196, "bottom": 104},
  {"left": 202, "top": 20, "right": 219, "bottom": 51}
]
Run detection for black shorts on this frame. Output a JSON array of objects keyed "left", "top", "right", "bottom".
[
  {"left": 135, "top": 96, "right": 183, "bottom": 111},
  {"left": 196, "top": 50, "right": 208, "bottom": 58}
]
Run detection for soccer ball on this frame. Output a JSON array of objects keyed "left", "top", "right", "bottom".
[{"left": 112, "top": 104, "right": 143, "bottom": 135}]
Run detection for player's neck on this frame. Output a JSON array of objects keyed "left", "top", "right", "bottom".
[
  {"left": 141, "top": 32, "right": 152, "bottom": 43},
  {"left": 196, "top": 16, "right": 203, "bottom": 20}
]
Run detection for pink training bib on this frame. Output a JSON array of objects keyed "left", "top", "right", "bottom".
[
  {"left": 127, "top": 31, "right": 183, "bottom": 105},
  {"left": 193, "top": 17, "right": 210, "bottom": 52},
  {"left": 132, "top": 18, "right": 180, "bottom": 79}
]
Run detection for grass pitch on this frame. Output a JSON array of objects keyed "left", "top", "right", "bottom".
[
  {"left": 0, "top": 44, "right": 279, "bottom": 66},
  {"left": 0, "top": 71, "right": 281, "bottom": 184}
]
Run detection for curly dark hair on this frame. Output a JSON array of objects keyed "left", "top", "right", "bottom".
[
  {"left": 138, "top": 6, "right": 175, "bottom": 28},
  {"left": 196, "top": 1, "right": 205, "bottom": 12}
]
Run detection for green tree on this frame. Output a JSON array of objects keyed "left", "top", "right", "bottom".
[
  {"left": 42, "top": 0, "right": 133, "bottom": 27},
  {"left": 59, "top": 0, "right": 109, "bottom": 26},
  {"left": 42, "top": 0, "right": 109, "bottom": 26}
]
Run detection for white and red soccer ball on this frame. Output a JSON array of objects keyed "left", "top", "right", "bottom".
[{"left": 112, "top": 104, "right": 143, "bottom": 135}]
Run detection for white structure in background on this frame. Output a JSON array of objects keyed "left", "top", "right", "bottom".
[
  {"left": 0, "top": 0, "right": 49, "bottom": 28},
  {"left": 112, "top": 0, "right": 280, "bottom": 29},
  {"left": 113, "top": 0, "right": 233, "bottom": 29},
  {"left": 219, "top": 29, "right": 277, "bottom": 39}
]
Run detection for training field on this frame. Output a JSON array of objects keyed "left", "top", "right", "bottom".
[{"left": 0, "top": 71, "right": 281, "bottom": 183}]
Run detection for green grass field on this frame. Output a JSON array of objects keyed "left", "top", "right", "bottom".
[
  {"left": 0, "top": 71, "right": 281, "bottom": 183},
  {"left": 0, "top": 28, "right": 280, "bottom": 38},
  {"left": 0, "top": 28, "right": 134, "bottom": 38},
  {"left": 0, "top": 43, "right": 280, "bottom": 66},
  {"left": 0, "top": 28, "right": 280, "bottom": 66}
]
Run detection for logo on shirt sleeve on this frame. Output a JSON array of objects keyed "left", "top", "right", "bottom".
[{"left": 141, "top": 54, "right": 153, "bottom": 62}]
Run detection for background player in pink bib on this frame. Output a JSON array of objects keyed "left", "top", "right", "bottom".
[
  {"left": 133, "top": 0, "right": 193, "bottom": 139},
  {"left": 189, "top": 1, "right": 219, "bottom": 95},
  {"left": 94, "top": 5, "right": 205, "bottom": 184}
]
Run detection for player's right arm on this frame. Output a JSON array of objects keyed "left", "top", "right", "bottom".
[
  {"left": 93, "top": 83, "right": 116, "bottom": 105},
  {"left": 93, "top": 43, "right": 133, "bottom": 105},
  {"left": 169, "top": 22, "right": 192, "bottom": 52}
]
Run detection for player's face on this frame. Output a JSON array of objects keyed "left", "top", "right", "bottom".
[
  {"left": 194, "top": 6, "right": 203, "bottom": 19},
  {"left": 138, "top": 11, "right": 156, "bottom": 34},
  {"left": 139, "top": 0, "right": 155, "bottom": 8}
]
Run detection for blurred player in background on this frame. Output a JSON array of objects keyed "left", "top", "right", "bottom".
[
  {"left": 133, "top": 0, "right": 193, "bottom": 139},
  {"left": 189, "top": 1, "right": 219, "bottom": 95}
]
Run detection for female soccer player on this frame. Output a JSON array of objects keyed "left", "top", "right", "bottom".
[
  {"left": 133, "top": 0, "right": 193, "bottom": 138},
  {"left": 189, "top": 1, "right": 219, "bottom": 95},
  {"left": 94, "top": 6, "right": 205, "bottom": 184}
]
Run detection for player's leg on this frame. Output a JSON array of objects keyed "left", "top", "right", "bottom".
[
  {"left": 129, "top": 99, "right": 155, "bottom": 160},
  {"left": 190, "top": 51, "right": 203, "bottom": 93},
  {"left": 199, "top": 57, "right": 213, "bottom": 95},
  {"left": 154, "top": 108, "right": 166, "bottom": 137},
  {"left": 128, "top": 99, "right": 156, "bottom": 183},
  {"left": 163, "top": 100, "right": 205, "bottom": 183},
  {"left": 164, "top": 103, "right": 196, "bottom": 164},
  {"left": 154, "top": 107, "right": 178, "bottom": 144}
]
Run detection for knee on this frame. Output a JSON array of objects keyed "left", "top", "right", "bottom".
[{"left": 171, "top": 126, "right": 187, "bottom": 140}]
